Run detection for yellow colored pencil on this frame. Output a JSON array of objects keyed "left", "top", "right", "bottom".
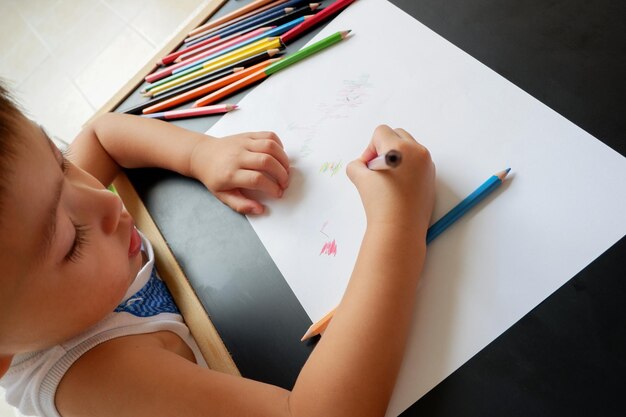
[{"left": 148, "top": 37, "right": 283, "bottom": 95}]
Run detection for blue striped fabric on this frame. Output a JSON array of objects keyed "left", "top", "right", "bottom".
[{"left": 114, "top": 268, "right": 180, "bottom": 317}]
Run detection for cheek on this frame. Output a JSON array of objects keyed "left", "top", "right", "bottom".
[{"left": 93, "top": 256, "right": 135, "bottom": 305}]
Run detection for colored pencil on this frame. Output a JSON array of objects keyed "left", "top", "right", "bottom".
[
  {"left": 186, "top": 0, "right": 289, "bottom": 44},
  {"left": 148, "top": 49, "right": 281, "bottom": 98},
  {"left": 174, "top": 16, "right": 306, "bottom": 74},
  {"left": 186, "top": 4, "right": 315, "bottom": 48},
  {"left": 160, "top": 34, "right": 221, "bottom": 65},
  {"left": 147, "top": 27, "right": 273, "bottom": 84},
  {"left": 121, "top": 68, "right": 237, "bottom": 115},
  {"left": 146, "top": 37, "right": 283, "bottom": 95},
  {"left": 366, "top": 150, "right": 403, "bottom": 170},
  {"left": 188, "top": 0, "right": 318, "bottom": 43},
  {"left": 425, "top": 168, "right": 511, "bottom": 243},
  {"left": 187, "top": 0, "right": 277, "bottom": 37},
  {"left": 264, "top": 29, "right": 349, "bottom": 75},
  {"left": 281, "top": 0, "right": 356, "bottom": 44},
  {"left": 143, "top": 59, "right": 279, "bottom": 114},
  {"left": 176, "top": 25, "right": 276, "bottom": 63},
  {"left": 192, "top": 67, "right": 270, "bottom": 107},
  {"left": 192, "top": 30, "right": 350, "bottom": 107},
  {"left": 301, "top": 168, "right": 512, "bottom": 341},
  {"left": 161, "top": 36, "right": 281, "bottom": 84},
  {"left": 141, "top": 104, "right": 237, "bottom": 120}
]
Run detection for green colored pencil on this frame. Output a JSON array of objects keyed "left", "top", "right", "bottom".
[
  {"left": 192, "top": 30, "right": 352, "bottom": 107},
  {"left": 265, "top": 29, "right": 351, "bottom": 75}
]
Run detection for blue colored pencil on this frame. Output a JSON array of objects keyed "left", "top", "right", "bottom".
[
  {"left": 426, "top": 168, "right": 511, "bottom": 243},
  {"left": 187, "top": 4, "right": 315, "bottom": 47},
  {"left": 301, "top": 167, "right": 512, "bottom": 341}
]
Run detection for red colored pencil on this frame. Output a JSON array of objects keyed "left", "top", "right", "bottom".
[
  {"left": 141, "top": 104, "right": 237, "bottom": 120},
  {"left": 281, "top": 0, "right": 356, "bottom": 44}
]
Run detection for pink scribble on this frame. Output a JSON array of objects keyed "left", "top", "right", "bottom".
[{"left": 320, "top": 239, "right": 338, "bottom": 256}]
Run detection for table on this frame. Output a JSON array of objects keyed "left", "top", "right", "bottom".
[{"left": 107, "top": 1, "right": 626, "bottom": 415}]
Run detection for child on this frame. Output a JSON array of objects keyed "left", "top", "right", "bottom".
[{"left": 0, "top": 82, "right": 435, "bottom": 417}]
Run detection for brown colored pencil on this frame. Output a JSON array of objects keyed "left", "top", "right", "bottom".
[
  {"left": 188, "top": 0, "right": 278, "bottom": 38},
  {"left": 187, "top": 0, "right": 288, "bottom": 43}
]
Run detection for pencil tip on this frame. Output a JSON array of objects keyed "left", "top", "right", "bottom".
[{"left": 497, "top": 167, "right": 511, "bottom": 180}]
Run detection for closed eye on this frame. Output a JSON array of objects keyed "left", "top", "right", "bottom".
[{"left": 65, "top": 222, "right": 89, "bottom": 263}]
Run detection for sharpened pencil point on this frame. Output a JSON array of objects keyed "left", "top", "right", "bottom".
[{"left": 497, "top": 168, "right": 511, "bottom": 180}]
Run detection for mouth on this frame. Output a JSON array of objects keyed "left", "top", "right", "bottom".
[{"left": 128, "top": 221, "right": 142, "bottom": 257}]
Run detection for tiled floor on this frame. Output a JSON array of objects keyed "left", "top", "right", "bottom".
[
  {"left": 0, "top": 0, "right": 209, "bottom": 147},
  {"left": 0, "top": 1, "right": 212, "bottom": 415}
]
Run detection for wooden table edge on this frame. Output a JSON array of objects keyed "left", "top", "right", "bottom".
[{"left": 89, "top": 0, "right": 240, "bottom": 376}]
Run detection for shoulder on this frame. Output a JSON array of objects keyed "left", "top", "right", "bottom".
[
  {"left": 55, "top": 332, "right": 292, "bottom": 417},
  {"left": 56, "top": 331, "right": 193, "bottom": 416}
]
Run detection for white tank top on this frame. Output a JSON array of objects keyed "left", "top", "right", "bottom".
[{"left": 0, "top": 233, "right": 207, "bottom": 417}]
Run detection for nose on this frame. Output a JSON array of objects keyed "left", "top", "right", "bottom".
[
  {"left": 71, "top": 182, "right": 123, "bottom": 235},
  {"left": 95, "top": 188, "right": 123, "bottom": 235}
]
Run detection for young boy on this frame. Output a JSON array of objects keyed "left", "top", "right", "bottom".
[{"left": 0, "top": 83, "right": 435, "bottom": 417}]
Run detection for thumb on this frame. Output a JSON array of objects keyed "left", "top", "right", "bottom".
[{"left": 346, "top": 158, "right": 369, "bottom": 185}]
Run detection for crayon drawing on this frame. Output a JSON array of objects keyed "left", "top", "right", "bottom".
[
  {"left": 319, "top": 239, "right": 338, "bottom": 256},
  {"left": 319, "top": 221, "right": 338, "bottom": 256},
  {"left": 319, "top": 161, "right": 343, "bottom": 176}
]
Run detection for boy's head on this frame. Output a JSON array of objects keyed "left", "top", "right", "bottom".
[{"left": 0, "top": 83, "right": 143, "bottom": 375}]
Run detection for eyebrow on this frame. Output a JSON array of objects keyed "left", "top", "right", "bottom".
[{"left": 38, "top": 128, "right": 64, "bottom": 264}]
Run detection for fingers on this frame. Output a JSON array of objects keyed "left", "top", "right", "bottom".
[
  {"left": 238, "top": 131, "right": 290, "bottom": 189},
  {"left": 231, "top": 169, "right": 284, "bottom": 198},
  {"left": 243, "top": 131, "right": 284, "bottom": 148},
  {"left": 215, "top": 189, "right": 265, "bottom": 215},
  {"left": 239, "top": 152, "right": 289, "bottom": 189}
]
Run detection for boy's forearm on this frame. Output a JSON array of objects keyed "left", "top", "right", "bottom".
[
  {"left": 94, "top": 113, "right": 209, "bottom": 175},
  {"left": 290, "top": 224, "right": 427, "bottom": 417},
  {"left": 73, "top": 113, "right": 209, "bottom": 186}
]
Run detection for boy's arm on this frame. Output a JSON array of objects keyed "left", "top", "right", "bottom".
[
  {"left": 70, "top": 112, "right": 289, "bottom": 214},
  {"left": 57, "top": 125, "right": 435, "bottom": 417}
]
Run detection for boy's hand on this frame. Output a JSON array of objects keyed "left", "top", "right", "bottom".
[
  {"left": 347, "top": 125, "right": 435, "bottom": 235},
  {"left": 189, "top": 131, "right": 290, "bottom": 214}
]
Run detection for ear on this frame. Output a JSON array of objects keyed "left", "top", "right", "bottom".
[{"left": 0, "top": 355, "right": 13, "bottom": 377}]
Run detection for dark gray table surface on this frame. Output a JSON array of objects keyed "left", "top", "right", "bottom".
[{"left": 116, "top": 1, "right": 626, "bottom": 415}]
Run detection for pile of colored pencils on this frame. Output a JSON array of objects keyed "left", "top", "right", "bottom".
[{"left": 121, "top": 0, "right": 358, "bottom": 120}]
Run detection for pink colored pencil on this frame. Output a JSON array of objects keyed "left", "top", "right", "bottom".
[
  {"left": 146, "top": 27, "right": 273, "bottom": 84},
  {"left": 176, "top": 26, "right": 274, "bottom": 63},
  {"left": 281, "top": 0, "right": 357, "bottom": 44},
  {"left": 141, "top": 104, "right": 238, "bottom": 120},
  {"left": 186, "top": 0, "right": 288, "bottom": 43},
  {"left": 159, "top": 34, "right": 221, "bottom": 66}
]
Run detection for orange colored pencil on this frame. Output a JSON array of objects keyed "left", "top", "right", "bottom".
[
  {"left": 300, "top": 307, "right": 336, "bottom": 341},
  {"left": 187, "top": 0, "right": 277, "bottom": 38},
  {"left": 143, "top": 59, "right": 278, "bottom": 114},
  {"left": 192, "top": 67, "right": 269, "bottom": 107}
]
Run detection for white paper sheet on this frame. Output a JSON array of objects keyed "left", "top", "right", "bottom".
[{"left": 207, "top": 1, "right": 626, "bottom": 415}]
